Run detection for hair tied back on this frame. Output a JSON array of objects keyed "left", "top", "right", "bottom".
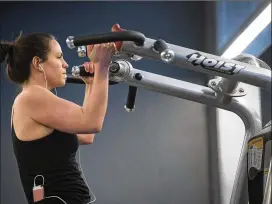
[{"left": 0, "top": 41, "right": 14, "bottom": 64}]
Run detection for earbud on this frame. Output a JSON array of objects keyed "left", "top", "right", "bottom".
[
  {"left": 38, "top": 64, "right": 48, "bottom": 89},
  {"left": 38, "top": 65, "right": 43, "bottom": 72}
]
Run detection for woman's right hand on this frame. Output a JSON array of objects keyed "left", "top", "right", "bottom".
[
  {"left": 86, "top": 42, "right": 117, "bottom": 72},
  {"left": 85, "top": 23, "right": 124, "bottom": 74}
]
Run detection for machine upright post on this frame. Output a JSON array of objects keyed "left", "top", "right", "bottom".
[{"left": 262, "top": 159, "right": 271, "bottom": 204}]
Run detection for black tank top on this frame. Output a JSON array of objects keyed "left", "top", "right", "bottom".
[{"left": 12, "top": 123, "right": 91, "bottom": 204}]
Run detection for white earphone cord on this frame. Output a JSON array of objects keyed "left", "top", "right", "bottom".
[
  {"left": 40, "top": 65, "right": 58, "bottom": 96},
  {"left": 37, "top": 67, "right": 96, "bottom": 203},
  {"left": 39, "top": 65, "right": 47, "bottom": 90},
  {"left": 78, "top": 148, "right": 97, "bottom": 203},
  {"left": 40, "top": 149, "right": 96, "bottom": 204}
]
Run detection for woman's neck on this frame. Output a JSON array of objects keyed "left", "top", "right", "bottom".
[{"left": 22, "top": 78, "right": 52, "bottom": 91}]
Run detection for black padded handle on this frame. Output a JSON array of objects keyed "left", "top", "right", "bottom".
[
  {"left": 125, "top": 86, "right": 137, "bottom": 111},
  {"left": 71, "top": 30, "right": 145, "bottom": 47},
  {"left": 66, "top": 75, "right": 85, "bottom": 84},
  {"left": 75, "top": 65, "right": 94, "bottom": 77},
  {"left": 72, "top": 62, "right": 121, "bottom": 77},
  {"left": 66, "top": 75, "right": 118, "bottom": 85}
]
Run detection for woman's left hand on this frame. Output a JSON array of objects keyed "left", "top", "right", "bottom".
[{"left": 80, "top": 61, "right": 94, "bottom": 85}]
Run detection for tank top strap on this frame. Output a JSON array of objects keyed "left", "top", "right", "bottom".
[
  {"left": 11, "top": 105, "right": 14, "bottom": 129},
  {"left": 11, "top": 105, "right": 20, "bottom": 143},
  {"left": 11, "top": 105, "right": 16, "bottom": 135}
]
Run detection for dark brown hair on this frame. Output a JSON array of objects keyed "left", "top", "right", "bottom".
[{"left": 0, "top": 33, "right": 55, "bottom": 84}]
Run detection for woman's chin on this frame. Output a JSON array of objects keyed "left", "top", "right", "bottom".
[
  {"left": 54, "top": 80, "right": 66, "bottom": 88},
  {"left": 59, "top": 79, "right": 66, "bottom": 87},
  {"left": 60, "top": 75, "right": 67, "bottom": 86}
]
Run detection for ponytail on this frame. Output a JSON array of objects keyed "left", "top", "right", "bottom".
[{"left": 0, "top": 41, "right": 13, "bottom": 64}]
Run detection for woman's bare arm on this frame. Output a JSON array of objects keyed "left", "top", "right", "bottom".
[
  {"left": 22, "top": 69, "right": 109, "bottom": 134},
  {"left": 77, "top": 83, "right": 96, "bottom": 144}
]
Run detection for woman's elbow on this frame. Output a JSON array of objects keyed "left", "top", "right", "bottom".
[
  {"left": 91, "top": 121, "right": 104, "bottom": 133},
  {"left": 79, "top": 134, "right": 95, "bottom": 145},
  {"left": 85, "top": 138, "right": 94, "bottom": 145},
  {"left": 91, "top": 126, "right": 102, "bottom": 133}
]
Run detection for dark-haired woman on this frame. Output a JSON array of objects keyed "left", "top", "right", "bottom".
[{"left": 0, "top": 24, "right": 123, "bottom": 204}]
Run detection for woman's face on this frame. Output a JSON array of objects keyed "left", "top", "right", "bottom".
[{"left": 41, "top": 39, "right": 69, "bottom": 89}]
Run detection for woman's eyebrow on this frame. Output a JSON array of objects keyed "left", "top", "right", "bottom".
[{"left": 57, "top": 52, "right": 63, "bottom": 57}]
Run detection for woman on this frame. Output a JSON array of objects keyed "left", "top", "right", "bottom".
[{"left": 0, "top": 24, "right": 123, "bottom": 204}]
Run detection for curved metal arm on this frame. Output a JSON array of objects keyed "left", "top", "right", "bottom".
[
  {"left": 120, "top": 38, "right": 271, "bottom": 92},
  {"left": 107, "top": 60, "right": 262, "bottom": 204},
  {"left": 66, "top": 59, "right": 264, "bottom": 204}
]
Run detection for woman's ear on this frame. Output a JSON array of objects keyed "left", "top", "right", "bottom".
[{"left": 32, "top": 56, "right": 42, "bottom": 71}]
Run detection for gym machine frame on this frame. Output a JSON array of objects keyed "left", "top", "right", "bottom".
[{"left": 65, "top": 30, "right": 271, "bottom": 204}]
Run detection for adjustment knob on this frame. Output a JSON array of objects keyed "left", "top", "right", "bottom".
[
  {"left": 134, "top": 73, "right": 142, "bottom": 80},
  {"left": 161, "top": 49, "right": 175, "bottom": 62},
  {"left": 153, "top": 39, "right": 175, "bottom": 63},
  {"left": 77, "top": 46, "right": 87, "bottom": 57}
]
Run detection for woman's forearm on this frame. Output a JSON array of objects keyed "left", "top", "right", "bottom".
[
  {"left": 81, "top": 70, "right": 109, "bottom": 131},
  {"left": 76, "top": 79, "right": 97, "bottom": 145},
  {"left": 83, "top": 84, "right": 92, "bottom": 106}
]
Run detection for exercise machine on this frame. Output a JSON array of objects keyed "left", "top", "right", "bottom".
[
  {"left": 66, "top": 30, "right": 271, "bottom": 204},
  {"left": 65, "top": 30, "right": 271, "bottom": 204}
]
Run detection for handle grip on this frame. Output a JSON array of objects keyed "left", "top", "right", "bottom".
[
  {"left": 71, "top": 62, "right": 121, "bottom": 77},
  {"left": 71, "top": 65, "right": 94, "bottom": 77},
  {"left": 124, "top": 86, "right": 138, "bottom": 112},
  {"left": 66, "top": 75, "right": 118, "bottom": 85},
  {"left": 66, "top": 75, "right": 85, "bottom": 84},
  {"left": 66, "top": 30, "right": 145, "bottom": 49}
]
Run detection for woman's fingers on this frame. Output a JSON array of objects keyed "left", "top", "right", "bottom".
[
  {"left": 83, "top": 62, "right": 89, "bottom": 72},
  {"left": 89, "top": 61, "right": 94, "bottom": 73},
  {"left": 110, "top": 42, "right": 117, "bottom": 54},
  {"left": 83, "top": 61, "right": 95, "bottom": 73},
  {"left": 86, "top": 23, "right": 124, "bottom": 60},
  {"left": 89, "top": 44, "right": 100, "bottom": 62},
  {"left": 86, "top": 42, "right": 117, "bottom": 66},
  {"left": 86, "top": 45, "right": 94, "bottom": 55}
]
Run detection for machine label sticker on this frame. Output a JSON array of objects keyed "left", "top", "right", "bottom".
[
  {"left": 186, "top": 52, "right": 245, "bottom": 75},
  {"left": 248, "top": 137, "right": 263, "bottom": 172},
  {"left": 263, "top": 140, "right": 271, "bottom": 189}
]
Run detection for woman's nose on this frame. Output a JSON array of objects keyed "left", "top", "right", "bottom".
[{"left": 63, "top": 61, "right": 69, "bottom": 69}]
